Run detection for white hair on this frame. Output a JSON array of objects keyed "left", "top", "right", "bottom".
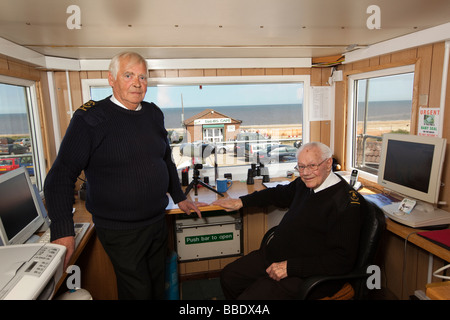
[
  {"left": 109, "top": 51, "right": 148, "bottom": 80},
  {"left": 297, "top": 142, "right": 332, "bottom": 160}
]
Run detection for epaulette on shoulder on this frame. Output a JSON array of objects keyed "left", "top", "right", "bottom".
[
  {"left": 77, "top": 100, "right": 96, "bottom": 112},
  {"left": 349, "top": 189, "right": 361, "bottom": 205},
  {"left": 74, "top": 100, "right": 106, "bottom": 126}
]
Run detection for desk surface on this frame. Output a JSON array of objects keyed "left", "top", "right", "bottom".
[
  {"left": 68, "top": 178, "right": 450, "bottom": 291},
  {"left": 165, "top": 177, "right": 289, "bottom": 214},
  {"left": 386, "top": 219, "right": 450, "bottom": 262},
  {"left": 360, "top": 187, "right": 450, "bottom": 263}
]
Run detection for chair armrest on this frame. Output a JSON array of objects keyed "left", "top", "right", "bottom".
[{"left": 297, "top": 267, "right": 370, "bottom": 300}]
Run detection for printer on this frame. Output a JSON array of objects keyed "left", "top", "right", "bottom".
[{"left": 0, "top": 243, "right": 66, "bottom": 300}]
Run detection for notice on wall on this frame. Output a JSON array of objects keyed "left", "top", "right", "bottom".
[
  {"left": 418, "top": 107, "right": 440, "bottom": 137},
  {"left": 310, "top": 86, "right": 332, "bottom": 121}
]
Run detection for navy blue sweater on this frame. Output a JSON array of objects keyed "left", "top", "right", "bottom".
[
  {"left": 44, "top": 98, "right": 186, "bottom": 241},
  {"left": 240, "top": 177, "right": 362, "bottom": 278}
]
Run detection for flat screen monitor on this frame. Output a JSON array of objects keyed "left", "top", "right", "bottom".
[
  {"left": 377, "top": 133, "right": 447, "bottom": 205},
  {"left": 0, "top": 167, "right": 46, "bottom": 245}
]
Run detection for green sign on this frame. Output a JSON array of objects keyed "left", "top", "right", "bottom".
[{"left": 185, "top": 232, "right": 233, "bottom": 245}]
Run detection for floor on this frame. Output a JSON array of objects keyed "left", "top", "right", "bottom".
[
  {"left": 180, "top": 277, "right": 397, "bottom": 300},
  {"left": 180, "top": 277, "right": 225, "bottom": 300}
]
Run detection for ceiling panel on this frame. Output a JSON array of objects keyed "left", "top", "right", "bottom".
[{"left": 0, "top": 0, "right": 449, "bottom": 60}]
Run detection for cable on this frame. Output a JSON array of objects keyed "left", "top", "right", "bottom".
[
  {"left": 433, "top": 264, "right": 450, "bottom": 281},
  {"left": 401, "top": 231, "right": 418, "bottom": 298}
]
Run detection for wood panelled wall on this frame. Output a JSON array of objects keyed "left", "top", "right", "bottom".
[
  {"left": 334, "top": 42, "right": 450, "bottom": 299},
  {"left": 334, "top": 42, "right": 450, "bottom": 212}
]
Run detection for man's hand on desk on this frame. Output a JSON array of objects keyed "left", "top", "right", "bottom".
[
  {"left": 52, "top": 236, "right": 75, "bottom": 270},
  {"left": 177, "top": 199, "right": 208, "bottom": 218},
  {"left": 212, "top": 198, "right": 243, "bottom": 212}
]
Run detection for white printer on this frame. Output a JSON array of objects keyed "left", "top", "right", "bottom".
[{"left": 0, "top": 243, "right": 66, "bottom": 300}]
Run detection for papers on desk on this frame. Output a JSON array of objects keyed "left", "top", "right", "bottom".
[
  {"left": 166, "top": 194, "right": 178, "bottom": 210},
  {"left": 263, "top": 180, "right": 291, "bottom": 188},
  {"left": 363, "top": 193, "right": 396, "bottom": 208}
]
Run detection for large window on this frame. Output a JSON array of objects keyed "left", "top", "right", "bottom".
[
  {"left": 0, "top": 76, "right": 45, "bottom": 190},
  {"left": 84, "top": 76, "right": 309, "bottom": 173},
  {"left": 347, "top": 66, "right": 415, "bottom": 177}
]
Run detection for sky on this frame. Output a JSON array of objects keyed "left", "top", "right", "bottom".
[
  {"left": 90, "top": 83, "right": 305, "bottom": 109},
  {"left": 357, "top": 72, "right": 414, "bottom": 102},
  {"left": 0, "top": 83, "right": 28, "bottom": 114}
]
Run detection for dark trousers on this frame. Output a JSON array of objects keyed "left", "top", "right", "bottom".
[
  {"left": 220, "top": 249, "right": 304, "bottom": 300},
  {"left": 96, "top": 217, "right": 168, "bottom": 300}
]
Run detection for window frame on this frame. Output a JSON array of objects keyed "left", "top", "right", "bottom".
[
  {"left": 82, "top": 75, "right": 311, "bottom": 177},
  {"left": 346, "top": 65, "right": 415, "bottom": 181},
  {"left": 0, "top": 75, "right": 46, "bottom": 190},
  {"left": 81, "top": 76, "right": 310, "bottom": 142}
]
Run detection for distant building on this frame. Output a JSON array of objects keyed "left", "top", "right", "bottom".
[{"left": 183, "top": 109, "right": 242, "bottom": 143}]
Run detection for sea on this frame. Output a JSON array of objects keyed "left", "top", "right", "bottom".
[{"left": 0, "top": 100, "right": 412, "bottom": 134}]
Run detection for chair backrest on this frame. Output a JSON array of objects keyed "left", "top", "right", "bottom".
[
  {"left": 351, "top": 196, "right": 386, "bottom": 298},
  {"left": 354, "top": 197, "right": 386, "bottom": 269}
]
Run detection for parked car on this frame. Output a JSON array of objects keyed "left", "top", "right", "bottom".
[
  {"left": 19, "top": 155, "right": 34, "bottom": 176},
  {"left": 8, "top": 144, "right": 29, "bottom": 155},
  {"left": 253, "top": 144, "right": 298, "bottom": 164},
  {"left": 211, "top": 142, "right": 232, "bottom": 154},
  {"left": 14, "top": 137, "right": 31, "bottom": 147},
  {"left": 0, "top": 137, "right": 29, "bottom": 155},
  {"left": 0, "top": 137, "right": 14, "bottom": 155},
  {"left": 179, "top": 141, "right": 216, "bottom": 158},
  {"left": 233, "top": 132, "right": 269, "bottom": 157},
  {"left": 0, "top": 158, "right": 21, "bottom": 174}
]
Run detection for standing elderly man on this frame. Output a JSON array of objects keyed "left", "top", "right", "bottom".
[
  {"left": 212, "top": 142, "right": 362, "bottom": 299},
  {"left": 44, "top": 51, "right": 204, "bottom": 299}
]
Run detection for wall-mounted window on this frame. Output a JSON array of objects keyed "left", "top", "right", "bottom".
[
  {"left": 0, "top": 76, "right": 45, "bottom": 190},
  {"left": 83, "top": 76, "right": 310, "bottom": 174},
  {"left": 347, "top": 66, "right": 415, "bottom": 177}
]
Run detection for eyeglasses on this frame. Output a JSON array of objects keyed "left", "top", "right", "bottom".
[{"left": 295, "top": 158, "right": 328, "bottom": 172}]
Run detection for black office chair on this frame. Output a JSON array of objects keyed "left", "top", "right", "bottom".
[{"left": 260, "top": 197, "right": 385, "bottom": 300}]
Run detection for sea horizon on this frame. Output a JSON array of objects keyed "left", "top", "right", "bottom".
[{"left": 0, "top": 100, "right": 412, "bottom": 134}]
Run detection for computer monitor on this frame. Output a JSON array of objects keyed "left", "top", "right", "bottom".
[
  {"left": 377, "top": 133, "right": 447, "bottom": 205},
  {"left": 0, "top": 167, "right": 46, "bottom": 246}
]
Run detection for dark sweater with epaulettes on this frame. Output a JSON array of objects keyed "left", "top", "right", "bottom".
[
  {"left": 44, "top": 97, "right": 186, "bottom": 241},
  {"left": 240, "top": 177, "right": 362, "bottom": 278}
]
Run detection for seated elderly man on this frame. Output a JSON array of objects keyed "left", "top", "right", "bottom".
[{"left": 212, "top": 142, "right": 362, "bottom": 299}]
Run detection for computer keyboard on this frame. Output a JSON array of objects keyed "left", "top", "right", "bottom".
[{"left": 39, "top": 223, "right": 90, "bottom": 249}]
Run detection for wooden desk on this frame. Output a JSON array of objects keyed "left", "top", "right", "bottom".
[
  {"left": 355, "top": 186, "right": 450, "bottom": 299},
  {"left": 165, "top": 177, "right": 287, "bottom": 214},
  {"left": 63, "top": 178, "right": 284, "bottom": 299},
  {"left": 167, "top": 178, "right": 290, "bottom": 279},
  {"left": 426, "top": 281, "right": 450, "bottom": 299},
  {"left": 360, "top": 186, "right": 450, "bottom": 263},
  {"left": 386, "top": 219, "right": 450, "bottom": 263},
  {"left": 65, "top": 180, "right": 450, "bottom": 300}
]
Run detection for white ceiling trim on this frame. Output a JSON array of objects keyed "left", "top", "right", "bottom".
[
  {"left": 344, "top": 22, "right": 450, "bottom": 64},
  {"left": 0, "top": 37, "right": 311, "bottom": 70},
  {"left": 80, "top": 57, "right": 312, "bottom": 71}
]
